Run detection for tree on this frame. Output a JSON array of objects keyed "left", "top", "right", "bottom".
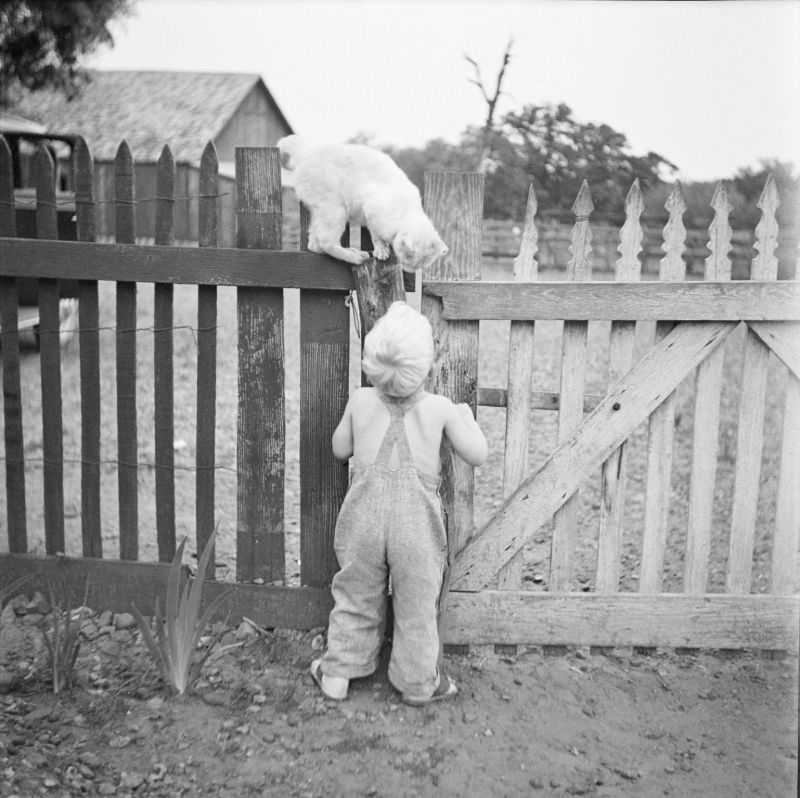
[
  {"left": 499, "top": 103, "right": 677, "bottom": 221},
  {"left": 0, "top": 0, "right": 134, "bottom": 107}
]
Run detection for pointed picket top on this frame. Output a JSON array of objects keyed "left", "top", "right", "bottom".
[
  {"left": 705, "top": 182, "right": 733, "bottom": 280},
  {"left": 115, "top": 139, "right": 133, "bottom": 166},
  {"left": 0, "top": 134, "right": 15, "bottom": 236},
  {"left": 200, "top": 140, "right": 219, "bottom": 176},
  {"left": 566, "top": 180, "right": 594, "bottom": 280},
  {"left": 659, "top": 182, "right": 687, "bottom": 280},
  {"left": 752, "top": 173, "right": 780, "bottom": 280},
  {"left": 571, "top": 179, "right": 595, "bottom": 219},
  {"left": 199, "top": 141, "right": 219, "bottom": 248},
  {"left": 114, "top": 140, "right": 135, "bottom": 244},
  {"left": 512, "top": 183, "right": 539, "bottom": 280},
  {"left": 74, "top": 136, "right": 96, "bottom": 242},
  {"left": 155, "top": 144, "right": 176, "bottom": 246},
  {"left": 615, "top": 179, "right": 644, "bottom": 280}
]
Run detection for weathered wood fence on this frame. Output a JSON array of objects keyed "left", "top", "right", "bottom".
[{"left": 1, "top": 139, "right": 798, "bottom": 652}]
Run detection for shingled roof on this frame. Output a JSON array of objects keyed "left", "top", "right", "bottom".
[{"left": 11, "top": 69, "right": 292, "bottom": 163}]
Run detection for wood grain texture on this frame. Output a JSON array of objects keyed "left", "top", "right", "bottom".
[
  {"left": 35, "top": 146, "right": 65, "bottom": 554},
  {"left": 499, "top": 185, "right": 538, "bottom": 589},
  {"left": 0, "top": 278, "right": 26, "bottom": 551},
  {"left": 154, "top": 146, "right": 176, "bottom": 563},
  {"left": 596, "top": 180, "right": 643, "bottom": 592},
  {"left": 772, "top": 373, "right": 800, "bottom": 594},
  {"left": 748, "top": 322, "right": 800, "bottom": 379},
  {"left": 551, "top": 181, "right": 593, "bottom": 591},
  {"left": 422, "top": 172, "right": 483, "bottom": 564},
  {"left": 451, "top": 321, "right": 736, "bottom": 590},
  {"left": 727, "top": 178, "right": 781, "bottom": 594},
  {"left": 420, "top": 280, "right": 800, "bottom": 321},
  {"left": 299, "top": 201, "right": 350, "bottom": 588},
  {"left": 74, "top": 137, "right": 102, "bottom": 557},
  {"left": 236, "top": 147, "right": 285, "bottom": 584},
  {"left": 196, "top": 142, "right": 219, "bottom": 577},
  {"left": 0, "top": 137, "right": 26, "bottom": 550},
  {"left": 640, "top": 184, "right": 688, "bottom": 593},
  {"left": 0, "top": 237, "right": 355, "bottom": 289},
  {"left": 114, "top": 141, "right": 139, "bottom": 560},
  {"left": 684, "top": 183, "right": 733, "bottom": 594},
  {"left": 441, "top": 591, "right": 799, "bottom": 651},
  {"left": 478, "top": 387, "right": 603, "bottom": 412}
]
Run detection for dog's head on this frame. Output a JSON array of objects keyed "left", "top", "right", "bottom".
[{"left": 393, "top": 219, "right": 448, "bottom": 272}]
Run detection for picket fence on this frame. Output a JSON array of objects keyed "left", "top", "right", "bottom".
[{"left": 1, "top": 138, "right": 798, "bottom": 653}]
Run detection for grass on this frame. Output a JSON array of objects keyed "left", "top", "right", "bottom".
[{"left": 0, "top": 265, "right": 792, "bottom": 594}]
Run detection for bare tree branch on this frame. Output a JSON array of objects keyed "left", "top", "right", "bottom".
[{"left": 464, "top": 37, "right": 515, "bottom": 172}]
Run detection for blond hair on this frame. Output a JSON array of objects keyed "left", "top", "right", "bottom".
[{"left": 362, "top": 301, "right": 434, "bottom": 397}]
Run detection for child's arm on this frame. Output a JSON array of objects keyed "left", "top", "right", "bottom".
[
  {"left": 331, "top": 397, "right": 354, "bottom": 461},
  {"left": 444, "top": 401, "right": 488, "bottom": 467}
]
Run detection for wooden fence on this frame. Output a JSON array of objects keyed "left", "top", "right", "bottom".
[{"left": 1, "top": 138, "right": 798, "bottom": 652}]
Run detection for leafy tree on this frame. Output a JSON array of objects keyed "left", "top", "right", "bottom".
[
  {"left": 499, "top": 103, "right": 677, "bottom": 221},
  {"left": 0, "top": 0, "right": 134, "bottom": 106},
  {"left": 385, "top": 103, "right": 677, "bottom": 222}
]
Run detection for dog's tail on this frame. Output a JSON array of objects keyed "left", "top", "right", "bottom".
[{"left": 277, "top": 134, "right": 309, "bottom": 171}]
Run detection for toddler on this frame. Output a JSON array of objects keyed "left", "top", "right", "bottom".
[{"left": 311, "top": 301, "right": 487, "bottom": 705}]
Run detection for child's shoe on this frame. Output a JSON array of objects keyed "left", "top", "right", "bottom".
[
  {"left": 310, "top": 659, "right": 348, "bottom": 700},
  {"left": 401, "top": 672, "right": 458, "bottom": 706}
]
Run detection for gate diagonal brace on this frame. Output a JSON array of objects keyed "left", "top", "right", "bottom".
[{"left": 451, "top": 320, "right": 738, "bottom": 591}]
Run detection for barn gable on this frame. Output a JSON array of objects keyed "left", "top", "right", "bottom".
[{"left": 11, "top": 69, "right": 293, "bottom": 164}]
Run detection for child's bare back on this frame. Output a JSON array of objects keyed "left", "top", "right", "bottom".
[{"left": 332, "top": 387, "right": 487, "bottom": 477}]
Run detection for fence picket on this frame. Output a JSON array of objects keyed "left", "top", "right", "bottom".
[
  {"left": 596, "top": 180, "right": 643, "bottom": 591},
  {"left": 499, "top": 185, "right": 538, "bottom": 589},
  {"left": 299, "top": 205, "right": 350, "bottom": 587},
  {"left": 75, "top": 137, "right": 102, "bottom": 557},
  {"left": 114, "top": 141, "right": 139, "bottom": 560},
  {"left": 684, "top": 183, "right": 733, "bottom": 593},
  {"left": 550, "top": 181, "right": 593, "bottom": 591},
  {"left": 35, "top": 146, "right": 65, "bottom": 554},
  {"left": 154, "top": 145, "right": 176, "bottom": 562},
  {"left": 727, "top": 176, "right": 780, "bottom": 593},
  {"left": 640, "top": 183, "right": 687, "bottom": 592},
  {"left": 422, "top": 172, "right": 483, "bottom": 565},
  {"left": 196, "top": 142, "right": 218, "bottom": 575},
  {"left": 236, "top": 147, "right": 285, "bottom": 584},
  {"left": 0, "top": 135, "right": 26, "bottom": 551}
]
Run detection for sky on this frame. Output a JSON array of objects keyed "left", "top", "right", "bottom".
[{"left": 87, "top": 0, "right": 800, "bottom": 183}]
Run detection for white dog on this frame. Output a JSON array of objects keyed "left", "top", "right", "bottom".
[{"left": 278, "top": 135, "right": 448, "bottom": 270}]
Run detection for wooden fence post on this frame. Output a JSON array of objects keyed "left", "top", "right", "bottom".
[
  {"left": 421, "top": 171, "right": 483, "bottom": 620},
  {"left": 75, "top": 137, "right": 102, "bottom": 558},
  {"left": 0, "top": 135, "right": 26, "bottom": 552},
  {"left": 298, "top": 206, "right": 350, "bottom": 587},
  {"left": 35, "top": 145, "right": 65, "bottom": 555},
  {"left": 236, "top": 147, "right": 285, "bottom": 584},
  {"left": 114, "top": 140, "right": 139, "bottom": 561}
]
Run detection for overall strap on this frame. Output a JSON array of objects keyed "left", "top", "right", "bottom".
[{"left": 373, "top": 393, "right": 420, "bottom": 469}]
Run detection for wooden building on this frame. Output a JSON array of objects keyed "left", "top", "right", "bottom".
[{"left": 12, "top": 70, "right": 296, "bottom": 246}]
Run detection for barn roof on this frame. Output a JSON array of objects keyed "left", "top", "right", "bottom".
[{"left": 11, "top": 69, "right": 293, "bottom": 163}]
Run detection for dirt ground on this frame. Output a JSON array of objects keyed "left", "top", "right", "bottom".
[{"left": 0, "top": 598, "right": 797, "bottom": 798}]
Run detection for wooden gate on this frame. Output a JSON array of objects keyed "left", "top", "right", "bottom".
[{"left": 422, "top": 173, "right": 799, "bottom": 652}]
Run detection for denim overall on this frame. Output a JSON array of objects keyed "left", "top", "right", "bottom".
[{"left": 321, "top": 392, "right": 447, "bottom": 700}]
